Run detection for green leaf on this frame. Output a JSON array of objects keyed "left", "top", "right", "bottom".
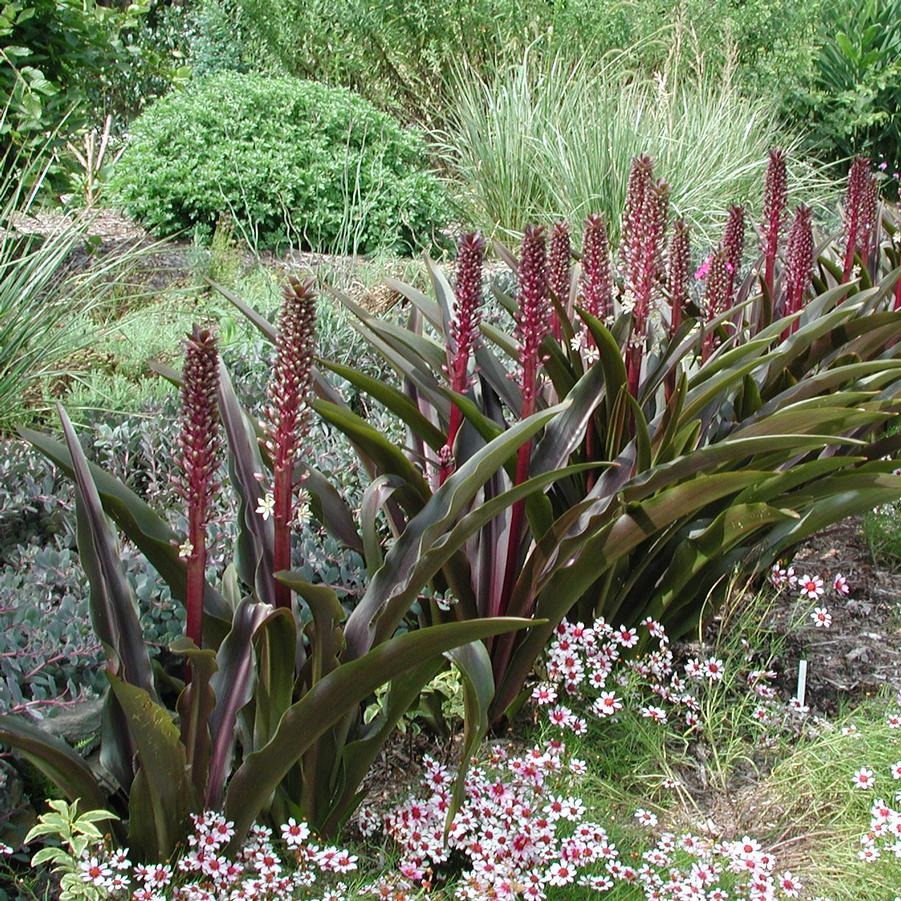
[
  {"left": 59, "top": 405, "right": 155, "bottom": 696},
  {"left": 344, "top": 404, "right": 567, "bottom": 656},
  {"left": 577, "top": 307, "right": 628, "bottom": 420},
  {"left": 108, "top": 676, "right": 195, "bottom": 861},
  {"left": 223, "top": 616, "right": 535, "bottom": 848},
  {"left": 218, "top": 363, "right": 277, "bottom": 607},
  {"left": 0, "top": 717, "right": 107, "bottom": 814},
  {"left": 313, "top": 399, "right": 431, "bottom": 510},
  {"left": 443, "top": 641, "right": 494, "bottom": 831},
  {"left": 319, "top": 358, "right": 446, "bottom": 450},
  {"left": 172, "top": 638, "right": 218, "bottom": 798},
  {"left": 19, "top": 427, "right": 231, "bottom": 629},
  {"left": 206, "top": 600, "right": 275, "bottom": 808},
  {"left": 108, "top": 675, "right": 197, "bottom": 860}
]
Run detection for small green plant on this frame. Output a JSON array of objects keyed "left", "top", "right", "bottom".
[
  {"left": 110, "top": 72, "right": 447, "bottom": 254},
  {"left": 24, "top": 799, "right": 118, "bottom": 901}
]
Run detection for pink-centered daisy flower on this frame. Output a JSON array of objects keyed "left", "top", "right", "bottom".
[
  {"left": 853, "top": 768, "right": 876, "bottom": 789},
  {"left": 593, "top": 691, "right": 623, "bottom": 716},
  {"left": 833, "top": 573, "right": 850, "bottom": 595},
  {"left": 616, "top": 625, "right": 639, "bottom": 647},
  {"left": 798, "top": 574, "right": 824, "bottom": 599},
  {"left": 811, "top": 607, "right": 832, "bottom": 628}
]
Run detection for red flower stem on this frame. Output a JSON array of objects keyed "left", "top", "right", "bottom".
[
  {"left": 273, "top": 463, "right": 294, "bottom": 609},
  {"left": 186, "top": 506, "right": 206, "bottom": 649}
]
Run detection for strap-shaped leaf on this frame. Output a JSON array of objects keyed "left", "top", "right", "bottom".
[
  {"left": 218, "top": 363, "right": 277, "bottom": 607},
  {"left": 318, "top": 657, "right": 444, "bottom": 835},
  {"left": 0, "top": 717, "right": 108, "bottom": 814},
  {"left": 223, "top": 616, "right": 535, "bottom": 848},
  {"left": 206, "top": 600, "right": 277, "bottom": 808},
  {"left": 320, "top": 358, "right": 446, "bottom": 450},
  {"left": 645, "top": 503, "right": 798, "bottom": 624},
  {"left": 577, "top": 308, "right": 627, "bottom": 421},
  {"left": 493, "top": 470, "right": 769, "bottom": 719},
  {"left": 60, "top": 406, "right": 155, "bottom": 697},
  {"left": 444, "top": 640, "right": 494, "bottom": 831},
  {"left": 108, "top": 675, "right": 195, "bottom": 861},
  {"left": 280, "top": 578, "right": 345, "bottom": 685},
  {"left": 172, "top": 638, "right": 218, "bottom": 798},
  {"left": 19, "top": 427, "right": 231, "bottom": 628},
  {"left": 250, "top": 605, "right": 297, "bottom": 752},
  {"left": 360, "top": 475, "right": 407, "bottom": 575},
  {"left": 301, "top": 464, "right": 364, "bottom": 553},
  {"left": 344, "top": 404, "right": 567, "bottom": 656},
  {"left": 314, "top": 399, "right": 431, "bottom": 508},
  {"left": 532, "top": 352, "right": 609, "bottom": 476}
]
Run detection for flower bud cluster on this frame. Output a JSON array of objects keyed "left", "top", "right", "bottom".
[
  {"left": 176, "top": 326, "right": 221, "bottom": 513},
  {"left": 448, "top": 232, "right": 485, "bottom": 394},
  {"left": 579, "top": 213, "right": 613, "bottom": 322},
  {"left": 722, "top": 204, "right": 746, "bottom": 306},
  {"left": 762, "top": 148, "right": 787, "bottom": 294},
  {"left": 784, "top": 205, "right": 814, "bottom": 332},
  {"left": 667, "top": 219, "right": 690, "bottom": 333},
  {"left": 267, "top": 277, "right": 317, "bottom": 470},
  {"left": 547, "top": 220, "right": 571, "bottom": 339},
  {"left": 843, "top": 156, "right": 875, "bottom": 280},
  {"left": 515, "top": 225, "right": 550, "bottom": 408}
]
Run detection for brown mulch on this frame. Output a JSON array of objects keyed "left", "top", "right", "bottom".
[{"left": 768, "top": 517, "right": 901, "bottom": 716}]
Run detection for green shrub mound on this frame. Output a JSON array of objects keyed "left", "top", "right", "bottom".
[{"left": 110, "top": 72, "right": 447, "bottom": 252}]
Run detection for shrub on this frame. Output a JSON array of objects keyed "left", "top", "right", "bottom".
[
  {"left": 110, "top": 73, "right": 447, "bottom": 253},
  {"left": 786, "top": 0, "right": 901, "bottom": 175},
  {"left": 439, "top": 54, "right": 838, "bottom": 246},
  {"left": 229, "top": 0, "right": 826, "bottom": 125}
]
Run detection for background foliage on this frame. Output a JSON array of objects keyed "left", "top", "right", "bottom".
[{"left": 110, "top": 72, "right": 447, "bottom": 252}]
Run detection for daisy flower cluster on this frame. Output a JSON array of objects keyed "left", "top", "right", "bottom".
[
  {"left": 364, "top": 740, "right": 815, "bottom": 900},
  {"left": 534, "top": 617, "right": 747, "bottom": 737},
  {"left": 69, "top": 811, "right": 357, "bottom": 900},
  {"left": 769, "top": 565, "right": 854, "bottom": 629},
  {"left": 859, "top": 795, "right": 901, "bottom": 864}
]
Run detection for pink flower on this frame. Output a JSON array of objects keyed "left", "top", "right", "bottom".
[
  {"left": 833, "top": 573, "right": 851, "bottom": 596},
  {"left": 616, "top": 625, "right": 639, "bottom": 647},
  {"left": 78, "top": 856, "right": 111, "bottom": 887},
  {"left": 546, "top": 861, "right": 576, "bottom": 886},
  {"left": 853, "top": 767, "right": 876, "bottom": 789},
  {"left": 280, "top": 817, "right": 310, "bottom": 847},
  {"left": 798, "top": 574, "right": 824, "bottom": 599},
  {"left": 811, "top": 607, "right": 832, "bottom": 628},
  {"left": 593, "top": 692, "right": 622, "bottom": 716}
]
